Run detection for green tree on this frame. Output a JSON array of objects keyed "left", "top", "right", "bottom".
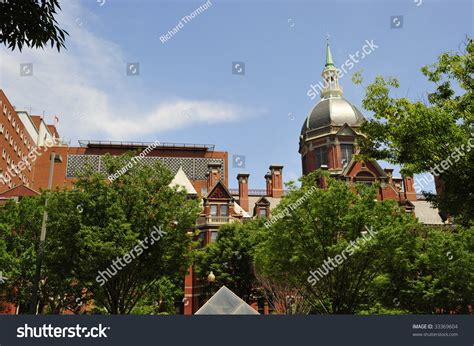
[
  {"left": 354, "top": 38, "right": 473, "bottom": 225},
  {"left": 0, "top": 197, "right": 44, "bottom": 313},
  {"left": 195, "top": 222, "right": 259, "bottom": 302},
  {"left": 254, "top": 172, "right": 420, "bottom": 314},
  {"left": 0, "top": 153, "right": 201, "bottom": 314},
  {"left": 0, "top": 0, "right": 68, "bottom": 51},
  {"left": 367, "top": 225, "right": 473, "bottom": 314},
  {"left": 254, "top": 172, "right": 473, "bottom": 314}
]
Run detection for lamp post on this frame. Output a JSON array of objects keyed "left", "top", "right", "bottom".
[
  {"left": 286, "top": 295, "right": 295, "bottom": 315},
  {"left": 207, "top": 271, "right": 216, "bottom": 300},
  {"left": 29, "top": 152, "right": 62, "bottom": 314}
]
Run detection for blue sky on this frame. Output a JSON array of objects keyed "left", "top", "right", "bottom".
[{"left": 0, "top": 0, "right": 472, "bottom": 189}]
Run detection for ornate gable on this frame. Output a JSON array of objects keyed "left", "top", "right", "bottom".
[
  {"left": 343, "top": 159, "right": 387, "bottom": 179},
  {"left": 255, "top": 196, "right": 270, "bottom": 206},
  {"left": 207, "top": 181, "right": 232, "bottom": 200},
  {"left": 335, "top": 123, "right": 357, "bottom": 136}
]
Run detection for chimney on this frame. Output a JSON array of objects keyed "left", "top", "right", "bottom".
[
  {"left": 319, "top": 164, "right": 328, "bottom": 188},
  {"left": 265, "top": 171, "right": 272, "bottom": 196},
  {"left": 269, "top": 164, "right": 284, "bottom": 198},
  {"left": 383, "top": 168, "right": 394, "bottom": 184},
  {"left": 207, "top": 163, "right": 221, "bottom": 190},
  {"left": 402, "top": 175, "right": 417, "bottom": 201},
  {"left": 237, "top": 172, "right": 250, "bottom": 212}
]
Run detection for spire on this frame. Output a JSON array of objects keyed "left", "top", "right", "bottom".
[
  {"left": 325, "top": 36, "right": 334, "bottom": 67},
  {"left": 321, "top": 36, "right": 343, "bottom": 98}
]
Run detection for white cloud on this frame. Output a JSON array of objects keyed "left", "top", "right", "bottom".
[{"left": 0, "top": 0, "right": 246, "bottom": 142}]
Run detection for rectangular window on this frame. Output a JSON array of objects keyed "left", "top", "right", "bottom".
[
  {"left": 220, "top": 204, "right": 228, "bottom": 216},
  {"left": 198, "top": 232, "right": 206, "bottom": 248},
  {"left": 259, "top": 208, "right": 267, "bottom": 218},
  {"left": 315, "top": 146, "right": 328, "bottom": 168},
  {"left": 211, "top": 231, "right": 218, "bottom": 242},
  {"left": 340, "top": 144, "right": 353, "bottom": 165},
  {"left": 210, "top": 204, "right": 218, "bottom": 216}
]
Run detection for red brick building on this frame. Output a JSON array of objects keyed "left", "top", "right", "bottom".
[
  {"left": 299, "top": 43, "right": 428, "bottom": 213},
  {"left": 0, "top": 44, "right": 445, "bottom": 314}
]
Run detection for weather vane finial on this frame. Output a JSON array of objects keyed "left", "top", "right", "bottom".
[{"left": 326, "top": 33, "right": 330, "bottom": 44}]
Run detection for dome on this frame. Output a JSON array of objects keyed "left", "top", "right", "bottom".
[{"left": 301, "top": 96, "right": 365, "bottom": 134}]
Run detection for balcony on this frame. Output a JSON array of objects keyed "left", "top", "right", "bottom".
[{"left": 196, "top": 216, "right": 237, "bottom": 226}]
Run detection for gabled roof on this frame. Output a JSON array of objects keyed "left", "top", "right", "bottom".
[
  {"left": 233, "top": 201, "right": 251, "bottom": 218},
  {"left": 0, "top": 185, "right": 40, "bottom": 197},
  {"left": 247, "top": 196, "right": 282, "bottom": 217},
  {"left": 341, "top": 158, "right": 387, "bottom": 178},
  {"left": 194, "top": 286, "right": 259, "bottom": 315},
  {"left": 30, "top": 115, "right": 42, "bottom": 131},
  {"left": 47, "top": 125, "right": 59, "bottom": 138},
  {"left": 335, "top": 123, "right": 357, "bottom": 136},
  {"left": 206, "top": 180, "right": 233, "bottom": 200},
  {"left": 169, "top": 167, "right": 197, "bottom": 195},
  {"left": 254, "top": 196, "right": 270, "bottom": 206}
]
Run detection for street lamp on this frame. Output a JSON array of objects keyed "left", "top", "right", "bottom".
[
  {"left": 207, "top": 271, "right": 216, "bottom": 283},
  {"left": 29, "top": 152, "right": 62, "bottom": 314}
]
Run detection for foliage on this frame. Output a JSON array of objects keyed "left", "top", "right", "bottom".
[
  {"left": 253, "top": 172, "right": 472, "bottom": 314},
  {"left": 354, "top": 38, "right": 473, "bottom": 225},
  {"left": 0, "top": 153, "right": 201, "bottom": 314},
  {"left": 0, "top": 197, "right": 44, "bottom": 313},
  {"left": 0, "top": 0, "right": 68, "bottom": 51},
  {"left": 194, "top": 222, "right": 260, "bottom": 302}
]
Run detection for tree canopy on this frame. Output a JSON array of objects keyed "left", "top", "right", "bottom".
[
  {"left": 0, "top": 153, "right": 201, "bottom": 314},
  {"left": 354, "top": 38, "right": 473, "bottom": 226},
  {"left": 0, "top": 0, "right": 68, "bottom": 51},
  {"left": 253, "top": 172, "right": 473, "bottom": 314}
]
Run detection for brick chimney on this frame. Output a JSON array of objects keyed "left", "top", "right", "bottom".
[
  {"left": 269, "top": 164, "right": 283, "bottom": 198},
  {"left": 207, "top": 163, "right": 221, "bottom": 190},
  {"left": 383, "top": 168, "right": 394, "bottom": 184},
  {"left": 237, "top": 172, "right": 250, "bottom": 212},
  {"left": 402, "top": 175, "right": 417, "bottom": 201},
  {"left": 265, "top": 171, "right": 272, "bottom": 196},
  {"left": 319, "top": 164, "right": 328, "bottom": 189}
]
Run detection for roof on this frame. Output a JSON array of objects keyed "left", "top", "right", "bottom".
[
  {"left": 78, "top": 140, "right": 215, "bottom": 151},
  {"left": 47, "top": 125, "right": 59, "bottom": 138},
  {"left": 169, "top": 167, "right": 197, "bottom": 195},
  {"left": 412, "top": 200, "right": 445, "bottom": 225},
  {"left": 248, "top": 195, "right": 282, "bottom": 217},
  {"left": 30, "top": 115, "right": 42, "bottom": 131},
  {"left": 301, "top": 97, "right": 365, "bottom": 134},
  {"left": 0, "top": 185, "right": 40, "bottom": 197},
  {"left": 194, "top": 286, "right": 259, "bottom": 315},
  {"left": 233, "top": 201, "right": 251, "bottom": 218}
]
